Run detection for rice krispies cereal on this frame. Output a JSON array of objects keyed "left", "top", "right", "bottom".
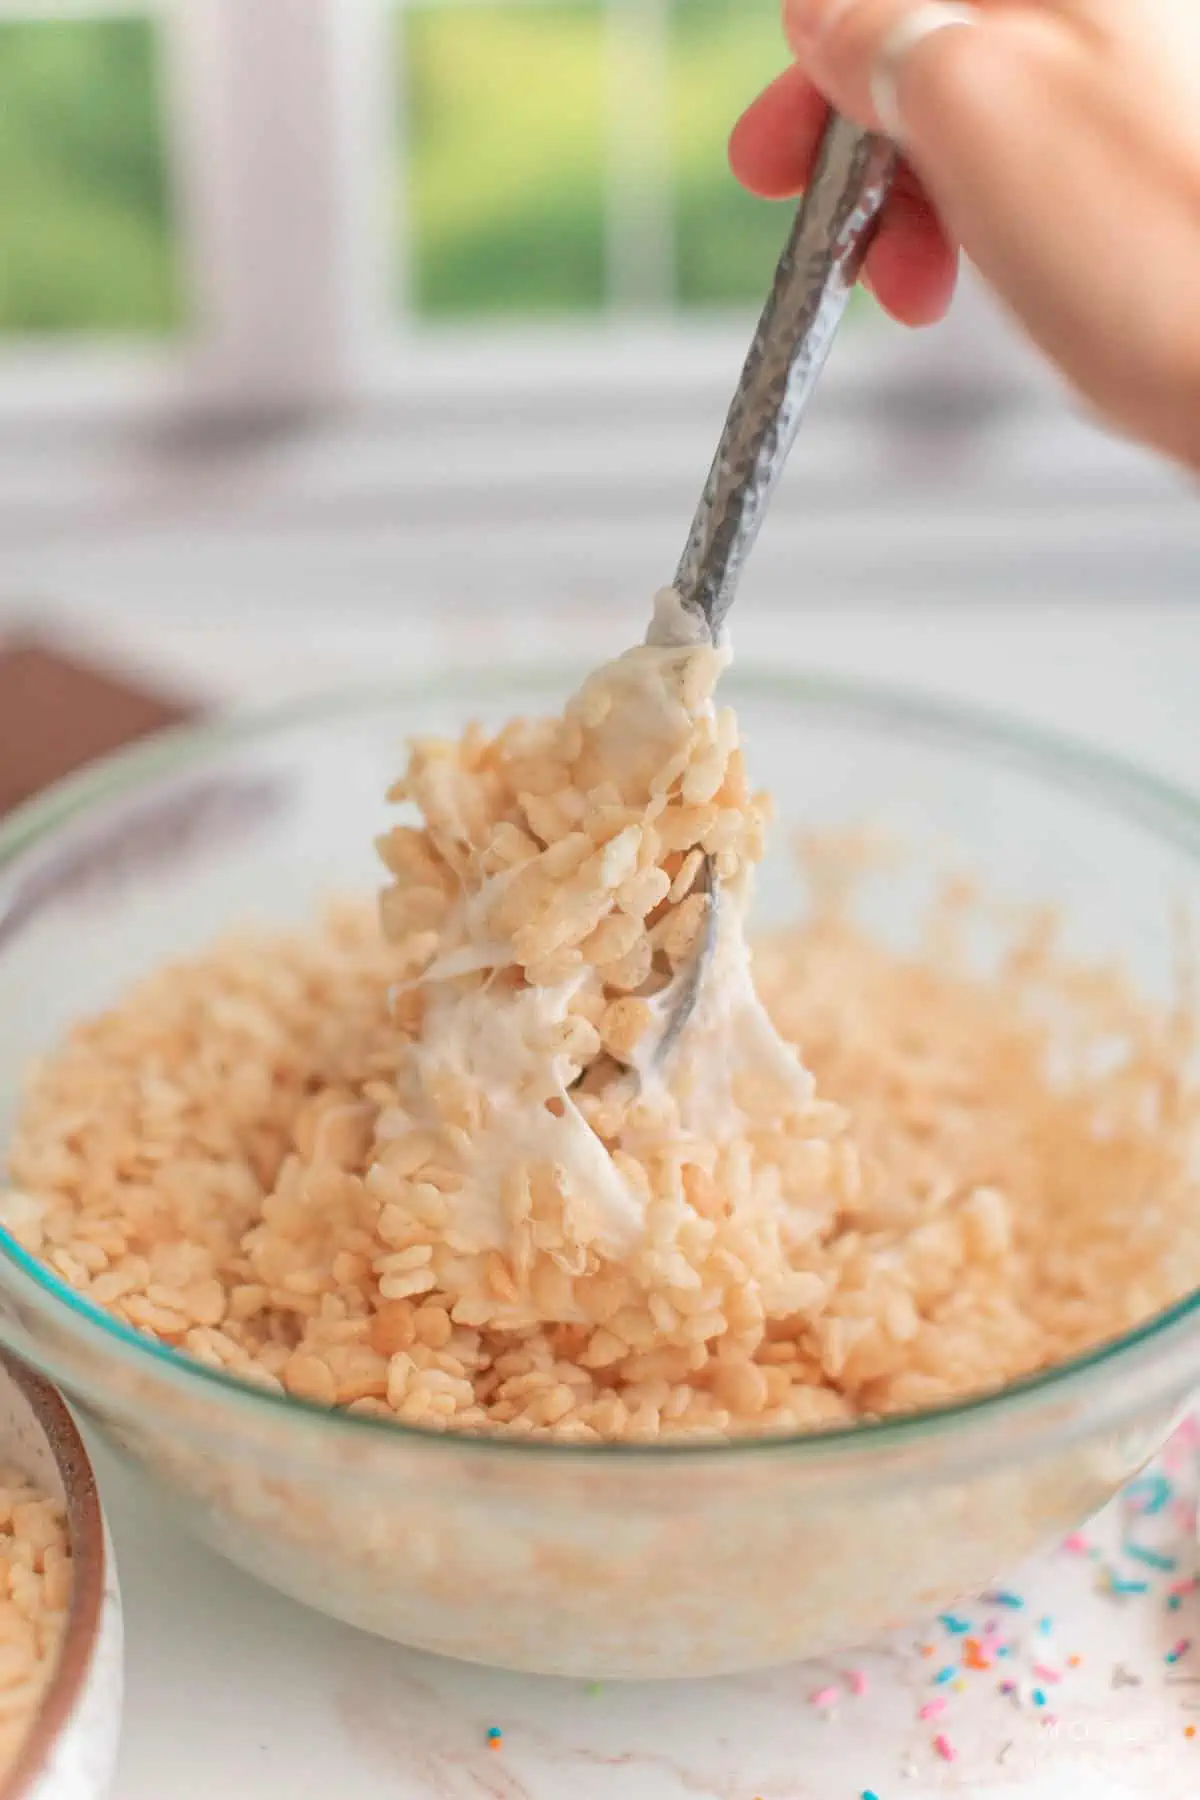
[
  {"left": 0, "top": 1470, "right": 72, "bottom": 1773},
  {"left": 5, "top": 630, "right": 1200, "bottom": 1444}
]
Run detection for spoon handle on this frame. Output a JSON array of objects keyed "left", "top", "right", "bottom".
[{"left": 674, "top": 117, "right": 896, "bottom": 641}]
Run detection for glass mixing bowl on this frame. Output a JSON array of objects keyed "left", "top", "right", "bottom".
[{"left": 0, "top": 669, "right": 1198, "bottom": 1681}]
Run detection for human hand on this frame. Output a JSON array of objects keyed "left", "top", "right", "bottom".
[{"left": 730, "top": 1, "right": 1200, "bottom": 468}]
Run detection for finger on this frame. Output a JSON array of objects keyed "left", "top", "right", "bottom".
[
  {"left": 782, "top": 0, "right": 1082, "bottom": 139},
  {"left": 784, "top": 0, "right": 990, "bottom": 135},
  {"left": 731, "top": 70, "right": 957, "bottom": 326},
  {"left": 728, "top": 63, "right": 832, "bottom": 199},
  {"left": 864, "top": 172, "right": 959, "bottom": 324}
]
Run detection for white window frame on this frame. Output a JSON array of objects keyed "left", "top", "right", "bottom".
[
  {"left": 0, "top": 0, "right": 1097, "bottom": 546},
  {"left": 0, "top": 0, "right": 1042, "bottom": 406}
]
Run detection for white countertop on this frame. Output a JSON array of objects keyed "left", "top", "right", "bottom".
[
  {"left": 98, "top": 1426, "right": 1200, "bottom": 1800},
  {"left": 13, "top": 590, "right": 1200, "bottom": 1800}
]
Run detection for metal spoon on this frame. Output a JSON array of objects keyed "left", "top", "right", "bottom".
[{"left": 645, "top": 115, "right": 896, "bottom": 1067}]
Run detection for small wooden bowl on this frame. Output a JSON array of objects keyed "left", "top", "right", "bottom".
[{"left": 0, "top": 1354, "right": 122, "bottom": 1800}]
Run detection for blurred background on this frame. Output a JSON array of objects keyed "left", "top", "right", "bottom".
[{"left": 0, "top": 0, "right": 1196, "bottom": 759}]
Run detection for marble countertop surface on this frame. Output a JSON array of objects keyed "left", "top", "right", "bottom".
[
  {"left": 10, "top": 592, "right": 1200, "bottom": 1800},
  {"left": 99, "top": 1425, "right": 1200, "bottom": 1800}
]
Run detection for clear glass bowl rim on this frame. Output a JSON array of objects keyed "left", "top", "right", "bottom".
[{"left": 2, "top": 663, "right": 1200, "bottom": 1466}]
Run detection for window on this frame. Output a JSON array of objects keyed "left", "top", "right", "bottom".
[
  {"left": 402, "top": 1, "right": 611, "bottom": 319},
  {"left": 396, "top": 0, "right": 822, "bottom": 322},
  {"left": 669, "top": 0, "right": 805, "bottom": 309},
  {"left": 0, "top": 0, "right": 1053, "bottom": 495},
  {"left": 0, "top": 10, "right": 180, "bottom": 335}
]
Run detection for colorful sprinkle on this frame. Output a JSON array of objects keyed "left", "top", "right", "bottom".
[
  {"left": 902, "top": 1432, "right": 1200, "bottom": 1760},
  {"left": 586, "top": 1682, "right": 604, "bottom": 1696},
  {"left": 811, "top": 1685, "right": 840, "bottom": 1708},
  {"left": 848, "top": 1669, "right": 869, "bottom": 1697},
  {"left": 486, "top": 1727, "right": 504, "bottom": 1749},
  {"left": 1126, "top": 1474, "right": 1173, "bottom": 1516},
  {"left": 1125, "top": 1543, "right": 1178, "bottom": 1572},
  {"left": 861, "top": 1790, "right": 881, "bottom": 1799},
  {"left": 1102, "top": 1571, "right": 1151, "bottom": 1596}
]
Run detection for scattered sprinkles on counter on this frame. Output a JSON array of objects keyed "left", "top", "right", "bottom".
[
  {"left": 892, "top": 1414, "right": 1200, "bottom": 1768},
  {"left": 790, "top": 1421, "right": 1199, "bottom": 1781},
  {"left": 485, "top": 1727, "right": 504, "bottom": 1750},
  {"left": 554, "top": 1420, "right": 1200, "bottom": 1787}
]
